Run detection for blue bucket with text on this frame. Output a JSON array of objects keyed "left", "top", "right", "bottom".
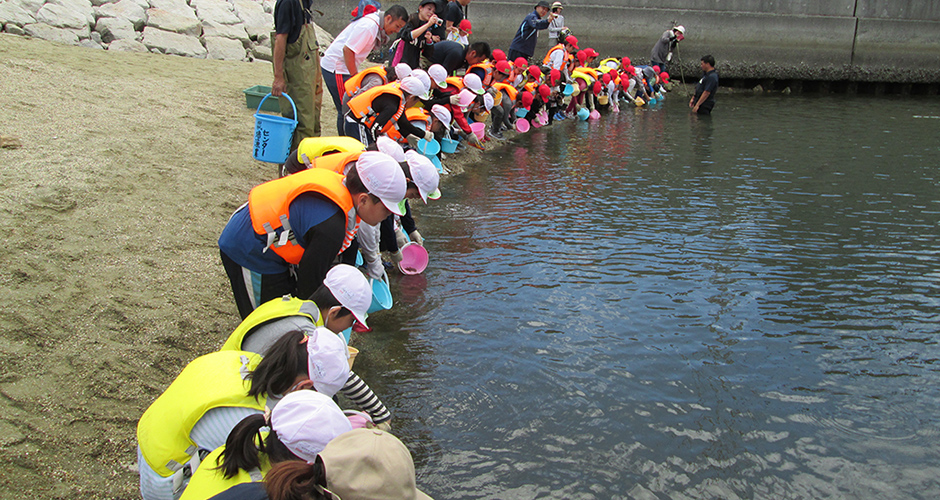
[{"left": 253, "top": 93, "right": 297, "bottom": 163}]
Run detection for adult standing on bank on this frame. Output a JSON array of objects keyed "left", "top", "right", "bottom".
[
  {"left": 272, "top": 0, "right": 321, "bottom": 149},
  {"left": 547, "top": 2, "right": 565, "bottom": 45},
  {"left": 649, "top": 25, "right": 684, "bottom": 74},
  {"left": 690, "top": 54, "right": 718, "bottom": 115},
  {"left": 321, "top": 5, "right": 409, "bottom": 136},
  {"left": 507, "top": 1, "right": 555, "bottom": 63}
]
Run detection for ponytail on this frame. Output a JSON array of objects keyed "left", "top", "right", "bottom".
[
  {"left": 264, "top": 457, "right": 331, "bottom": 500},
  {"left": 217, "top": 414, "right": 267, "bottom": 479},
  {"left": 246, "top": 330, "right": 308, "bottom": 400}
]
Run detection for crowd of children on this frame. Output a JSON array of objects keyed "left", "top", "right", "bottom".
[{"left": 136, "top": 3, "right": 685, "bottom": 500}]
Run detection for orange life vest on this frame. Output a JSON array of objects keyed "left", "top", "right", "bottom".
[
  {"left": 346, "top": 83, "right": 406, "bottom": 134},
  {"left": 467, "top": 62, "right": 494, "bottom": 87},
  {"left": 542, "top": 44, "right": 572, "bottom": 70},
  {"left": 385, "top": 108, "right": 430, "bottom": 144},
  {"left": 247, "top": 169, "right": 359, "bottom": 265},
  {"left": 445, "top": 76, "right": 464, "bottom": 90},
  {"left": 344, "top": 66, "right": 388, "bottom": 98},
  {"left": 313, "top": 151, "right": 363, "bottom": 175},
  {"left": 492, "top": 82, "right": 517, "bottom": 101}
]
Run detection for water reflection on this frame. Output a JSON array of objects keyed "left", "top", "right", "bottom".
[{"left": 361, "top": 94, "right": 940, "bottom": 499}]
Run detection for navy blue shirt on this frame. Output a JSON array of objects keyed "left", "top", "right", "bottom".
[
  {"left": 273, "top": 0, "right": 312, "bottom": 44},
  {"left": 508, "top": 10, "right": 550, "bottom": 57},
  {"left": 694, "top": 69, "right": 719, "bottom": 110}
]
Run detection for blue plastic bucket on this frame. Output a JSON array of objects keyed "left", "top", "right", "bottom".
[
  {"left": 577, "top": 107, "right": 590, "bottom": 121},
  {"left": 440, "top": 137, "right": 458, "bottom": 153},
  {"left": 367, "top": 273, "right": 393, "bottom": 313},
  {"left": 563, "top": 84, "right": 574, "bottom": 96},
  {"left": 417, "top": 138, "right": 440, "bottom": 156},
  {"left": 515, "top": 108, "right": 528, "bottom": 118},
  {"left": 253, "top": 93, "right": 297, "bottom": 164},
  {"left": 430, "top": 154, "right": 443, "bottom": 172}
]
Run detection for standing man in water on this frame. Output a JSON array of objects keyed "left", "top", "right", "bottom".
[
  {"left": 690, "top": 54, "right": 718, "bottom": 115},
  {"left": 507, "top": 1, "right": 555, "bottom": 63},
  {"left": 272, "top": 0, "right": 321, "bottom": 149},
  {"left": 649, "top": 25, "right": 684, "bottom": 74}
]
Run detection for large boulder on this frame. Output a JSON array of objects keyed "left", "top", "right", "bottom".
[
  {"left": 17, "top": 0, "right": 46, "bottom": 15},
  {"left": 249, "top": 41, "right": 271, "bottom": 62},
  {"left": 95, "top": 16, "right": 136, "bottom": 42},
  {"left": 231, "top": 0, "right": 271, "bottom": 40},
  {"left": 0, "top": 2, "right": 37, "bottom": 28},
  {"left": 148, "top": 0, "right": 190, "bottom": 14},
  {"left": 146, "top": 8, "right": 201, "bottom": 37},
  {"left": 90, "top": 0, "right": 114, "bottom": 7},
  {"left": 108, "top": 38, "right": 149, "bottom": 52},
  {"left": 24, "top": 22, "right": 80, "bottom": 44},
  {"left": 141, "top": 26, "right": 206, "bottom": 57},
  {"left": 201, "top": 20, "right": 248, "bottom": 45},
  {"left": 191, "top": 0, "right": 240, "bottom": 25},
  {"left": 79, "top": 38, "right": 104, "bottom": 49},
  {"left": 35, "top": 3, "right": 89, "bottom": 31},
  {"left": 205, "top": 35, "right": 246, "bottom": 60},
  {"left": 96, "top": 0, "right": 147, "bottom": 31},
  {"left": 5, "top": 24, "right": 26, "bottom": 35},
  {"left": 46, "top": 0, "right": 94, "bottom": 27}
]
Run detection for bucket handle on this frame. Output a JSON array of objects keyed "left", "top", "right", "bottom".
[{"left": 256, "top": 92, "right": 297, "bottom": 123}]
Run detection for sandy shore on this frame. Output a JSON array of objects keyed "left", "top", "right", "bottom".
[{"left": 0, "top": 33, "right": 482, "bottom": 498}]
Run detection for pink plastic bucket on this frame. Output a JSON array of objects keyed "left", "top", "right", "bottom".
[
  {"left": 515, "top": 118, "right": 530, "bottom": 133},
  {"left": 398, "top": 242, "right": 429, "bottom": 275},
  {"left": 589, "top": 110, "right": 601, "bottom": 120},
  {"left": 470, "top": 122, "right": 486, "bottom": 140}
]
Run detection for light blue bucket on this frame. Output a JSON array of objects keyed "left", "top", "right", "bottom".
[
  {"left": 577, "top": 107, "right": 590, "bottom": 121},
  {"left": 430, "top": 154, "right": 443, "bottom": 173},
  {"left": 515, "top": 108, "right": 528, "bottom": 118},
  {"left": 417, "top": 138, "right": 440, "bottom": 156},
  {"left": 440, "top": 137, "right": 459, "bottom": 153},
  {"left": 253, "top": 93, "right": 297, "bottom": 164},
  {"left": 367, "top": 272, "right": 392, "bottom": 314},
  {"left": 563, "top": 83, "right": 574, "bottom": 96},
  {"left": 355, "top": 250, "right": 363, "bottom": 267}
]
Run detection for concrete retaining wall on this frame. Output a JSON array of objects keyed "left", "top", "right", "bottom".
[{"left": 315, "top": 0, "right": 940, "bottom": 83}]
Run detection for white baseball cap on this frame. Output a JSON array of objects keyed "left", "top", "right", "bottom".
[
  {"left": 404, "top": 150, "right": 441, "bottom": 203},
  {"left": 457, "top": 88, "right": 476, "bottom": 109},
  {"left": 483, "top": 93, "right": 494, "bottom": 111},
  {"left": 304, "top": 326, "right": 351, "bottom": 397},
  {"left": 394, "top": 63, "right": 412, "bottom": 80},
  {"left": 323, "top": 264, "right": 372, "bottom": 328},
  {"left": 271, "top": 390, "right": 352, "bottom": 463},
  {"left": 463, "top": 73, "right": 484, "bottom": 95},
  {"left": 354, "top": 151, "right": 407, "bottom": 216},
  {"left": 375, "top": 136, "right": 406, "bottom": 162},
  {"left": 410, "top": 69, "right": 432, "bottom": 99},
  {"left": 428, "top": 64, "right": 448, "bottom": 87},
  {"left": 430, "top": 104, "right": 451, "bottom": 130},
  {"left": 399, "top": 76, "right": 424, "bottom": 97},
  {"left": 674, "top": 25, "right": 686, "bottom": 34}
]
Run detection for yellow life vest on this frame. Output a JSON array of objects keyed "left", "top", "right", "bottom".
[
  {"left": 247, "top": 168, "right": 359, "bottom": 265},
  {"left": 220, "top": 296, "right": 323, "bottom": 352},
  {"left": 571, "top": 70, "right": 593, "bottom": 86},
  {"left": 598, "top": 58, "right": 620, "bottom": 71},
  {"left": 137, "top": 351, "right": 265, "bottom": 479},
  {"left": 295, "top": 137, "right": 365, "bottom": 167},
  {"left": 575, "top": 67, "right": 599, "bottom": 81},
  {"left": 178, "top": 442, "right": 272, "bottom": 500}
]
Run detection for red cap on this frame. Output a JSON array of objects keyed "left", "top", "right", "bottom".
[
  {"left": 625, "top": 65, "right": 635, "bottom": 76},
  {"left": 621, "top": 56, "right": 631, "bottom": 68},
  {"left": 528, "top": 65, "right": 541, "bottom": 79},
  {"left": 652, "top": 65, "right": 661, "bottom": 73},
  {"left": 592, "top": 81, "right": 602, "bottom": 94},
  {"left": 565, "top": 35, "right": 578, "bottom": 49},
  {"left": 585, "top": 48, "right": 599, "bottom": 58},
  {"left": 514, "top": 57, "right": 528, "bottom": 68},
  {"left": 459, "top": 19, "right": 472, "bottom": 33},
  {"left": 495, "top": 60, "right": 511, "bottom": 74},
  {"left": 350, "top": 4, "right": 378, "bottom": 17},
  {"left": 576, "top": 50, "right": 587, "bottom": 64},
  {"left": 659, "top": 72, "right": 670, "bottom": 82},
  {"left": 549, "top": 68, "right": 561, "bottom": 84},
  {"left": 492, "top": 49, "right": 506, "bottom": 62},
  {"left": 602, "top": 72, "right": 611, "bottom": 84},
  {"left": 538, "top": 84, "right": 551, "bottom": 99},
  {"left": 521, "top": 91, "right": 534, "bottom": 110}
]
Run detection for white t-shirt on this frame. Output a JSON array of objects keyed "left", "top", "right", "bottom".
[
  {"left": 321, "top": 12, "right": 382, "bottom": 75},
  {"left": 446, "top": 32, "right": 469, "bottom": 46},
  {"left": 548, "top": 47, "right": 567, "bottom": 71}
]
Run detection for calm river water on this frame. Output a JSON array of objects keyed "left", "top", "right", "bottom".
[{"left": 356, "top": 94, "right": 940, "bottom": 499}]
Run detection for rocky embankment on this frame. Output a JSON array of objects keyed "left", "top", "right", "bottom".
[{"left": 0, "top": 0, "right": 331, "bottom": 61}]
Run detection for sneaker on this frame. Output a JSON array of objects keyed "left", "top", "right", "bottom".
[
  {"left": 488, "top": 130, "right": 504, "bottom": 141},
  {"left": 553, "top": 112, "right": 567, "bottom": 121}
]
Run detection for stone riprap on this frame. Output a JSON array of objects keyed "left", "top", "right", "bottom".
[{"left": 0, "top": 0, "right": 333, "bottom": 62}]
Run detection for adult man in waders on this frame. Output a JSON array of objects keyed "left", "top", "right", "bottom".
[
  {"left": 273, "top": 0, "right": 321, "bottom": 150},
  {"left": 690, "top": 54, "right": 718, "bottom": 115}
]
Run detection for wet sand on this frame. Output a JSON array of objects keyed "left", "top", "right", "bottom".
[{"left": 0, "top": 33, "right": 479, "bottom": 498}]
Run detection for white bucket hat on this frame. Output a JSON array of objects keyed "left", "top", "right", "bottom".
[
  {"left": 394, "top": 63, "right": 413, "bottom": 80},
  {"left": 323, "top": 264, "right": 372, "bottom": 327},
  {"left": 375, "top": 136, "right": 406, "bottom": 162},
  {"left": 404, "top": 150, "right": 441, "bottom": 203},
  {"left": 271, "top": 390, "right": 352, "bottom": 463},
  {"left": 430, "top": 104, "right": 451, "bottom": 130},
  {"left": 354, "top": 151, "right": 407, "bottom": 216},
  {"left": 463, "top": 73, "right": 484, "bottom": 95},
  {"left": 427, "top": 64, "right": 448, "bottom": 87},
  {"left": 410, "top": 69, "right": 433, "bottom": 99},
  {"left": 304, "top": 326, "right": 350, "bottom": 397}
]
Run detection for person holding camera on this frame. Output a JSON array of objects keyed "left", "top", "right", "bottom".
[{"left": 393, "top": 0, "right": 443, "bottom": 69}]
